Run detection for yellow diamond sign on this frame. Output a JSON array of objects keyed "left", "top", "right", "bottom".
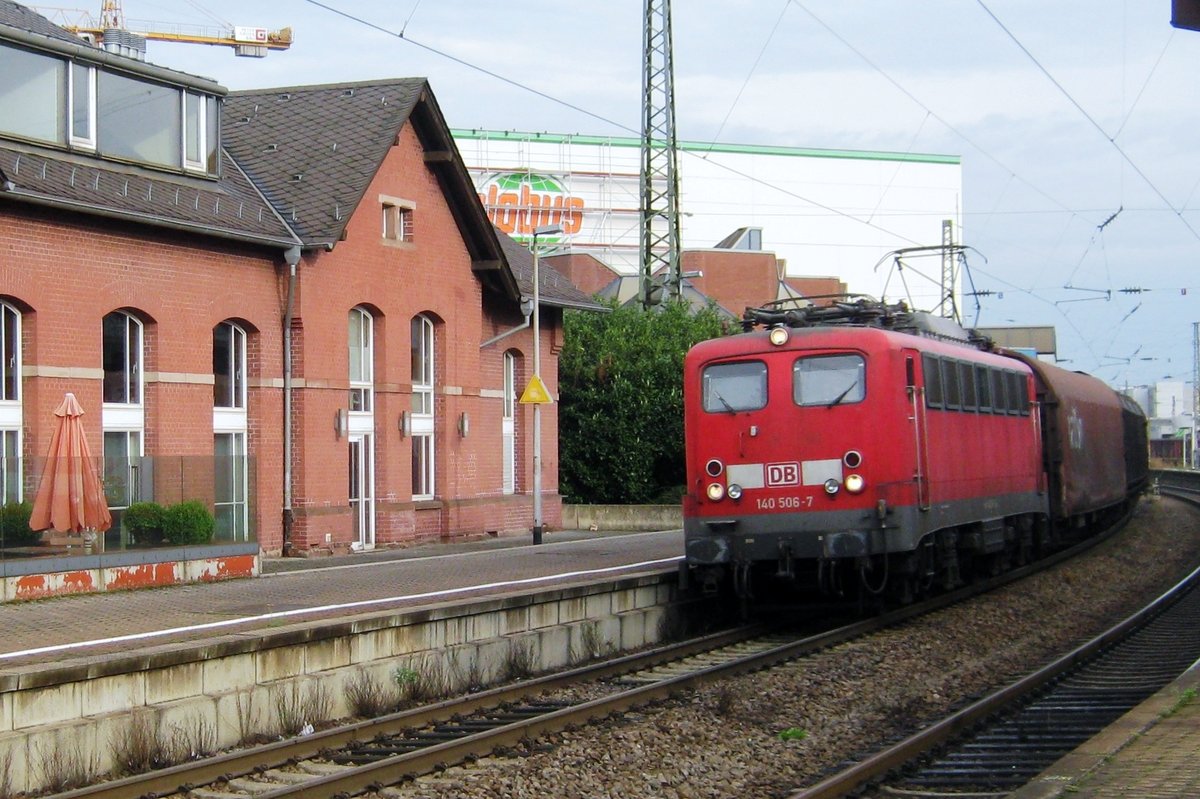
[{"left": 519, "top": 375, "right": 553, "bottom": 404}]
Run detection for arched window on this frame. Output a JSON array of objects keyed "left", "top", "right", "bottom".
[
  {"left": 102, "top": 311, "right": 141, "bottom": 405},
  {"left": 0, "top": 302, "right": 22, "bottom": 503},
  {"left": 348, "top": 307, "right": 373, "bottom": 413},
  {"left": 213, "top": 321, "right": 246, "bottom": 410},
  {"left": 411, "top": 314, "right": 435, "bottom": 499},
  {"left": 213, "top": 321, "right": 248, "bottom": 541}
]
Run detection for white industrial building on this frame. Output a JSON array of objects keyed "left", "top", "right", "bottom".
[{"left": 452, "top": 129, "right": 963, "bottom": 311}]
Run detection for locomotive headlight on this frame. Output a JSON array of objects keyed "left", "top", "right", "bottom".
[
  {"left": 768, "top": 327, "right": 790, "bottom": 346},
  {"left": 706, "top": 482, "right": 726, "bottom": 502},
  {"left": 844, "top": 474, "right": 865, "bottom": 493},
  {"left": 727, "top": 483, "right": 743, "bottom": 500},
  {"left": 823, "top": 478, "right": 840, "bottom": 495}
]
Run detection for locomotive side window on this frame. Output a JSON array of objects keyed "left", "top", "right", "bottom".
[
  {"left": 793, "top": 354, "right": 865, "bottom": 407},
  {"left": 923, "top": 354, "right": 943, "bottom": 408},
  {"left": 943, "top": 359, "right": 962, "bottom": 410},
  {"left": 975, "top": 365, "right": 992, "bottom": 412},
  {"left": 991, "top": 369, "right": 1008, "bottom": 415},
  {"left": 959, "top": 362, "right": 977, "bottom": 411},
  {"left": 702, "top": 361, "right": 767, "bottom": 413},
  {"left": 1009, "top": 371, "right": 1028, "bottom": 415}
]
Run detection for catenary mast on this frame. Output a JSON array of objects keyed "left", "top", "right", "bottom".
[{"left": 639, "top": 0, "right": 682, "bottom": 308}]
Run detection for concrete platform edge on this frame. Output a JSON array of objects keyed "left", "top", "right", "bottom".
[{"left": 1006, "top": 659, "right": 1200, "bottom": 799}]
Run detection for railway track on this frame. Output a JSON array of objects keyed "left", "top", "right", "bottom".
[
  {"left": 789, "top": 559, "right": 1200, "bottom": 799},
  {"left": 49, "top": 522, "right": 1122, "bottom": 799}
]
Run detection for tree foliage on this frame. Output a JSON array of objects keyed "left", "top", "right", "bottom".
[{"left": 559, "top": 300, "right": 729, "bottom": 504}]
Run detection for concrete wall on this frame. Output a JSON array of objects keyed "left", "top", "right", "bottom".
[
  {"left": 0, "top": 572, "right": 680, "bottom": 795},
  {"left": 561, "top": 505, "right": 682, "bottom": 532}
]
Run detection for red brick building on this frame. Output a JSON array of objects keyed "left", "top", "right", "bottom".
[
  {"left": 0, "top": 3, "right": 599, "bottom": 575},
  {"left": 549, "top": 227, "right": 847, "bottom": 317}
]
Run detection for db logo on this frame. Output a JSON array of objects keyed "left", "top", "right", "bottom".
[{"left": 766, "top": 462, "right": 800, "bottom": 487}]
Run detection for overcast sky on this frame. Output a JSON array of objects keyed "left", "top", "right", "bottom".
[{"left": 87, "top": 0, "right": 1200, "bottom": 390}]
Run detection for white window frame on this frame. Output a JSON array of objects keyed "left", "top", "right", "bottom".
[
  {"left": 349, "top": 433, "right": 375, "bottom": 549},
  {"left": 213, "top": 320, "right": 246, "bottom": 422},
  {"left": 213, "top": 322, "right": 248, "bottom": 541},
  {"left": 381, "top": 195, "right": 415, "bottom": 243},
  {"left": 502, "top": 351, "right": 516, "bottom": 495},
  {"left": 183, "top": 90, "right": 208, "bottom": 173},
  {"left": 411, "top": 314, "right": 435, "bottom": 499},
  {"left": 0, "top": 302, "right": 21, "bottom": 504},
  {"left": 103, "top": 312, "right": 144, "bottom": 535},
  {"left": 214, "top": 431, "right": 248, "bottom": 541},
  {"left": 349, "top": 307, "right": 374, "bottom": 415},
  {"left": 103, "top": 429, "right": 144, "bottom": 537},
  {"left": 69, "top": 61, "right": 96, "bottom": 149},
  {"left": 102, "top": 311, "right": 143, "bottom": 408}
]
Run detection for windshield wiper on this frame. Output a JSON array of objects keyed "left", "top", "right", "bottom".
[
  {"left": 712, "top": 390, "right": 736, "bottom": 414},
  {"left": 826, "top": 381, "right": 859, "bottom": 408}
]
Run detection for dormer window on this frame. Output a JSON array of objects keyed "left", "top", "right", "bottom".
[
  {"left": 0, "top": 41, "right": 221, "bottom": 177},
  {"left": 0, "top": 43, "right": 65, "bottom": 144}
]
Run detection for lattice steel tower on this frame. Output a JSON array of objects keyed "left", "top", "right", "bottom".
[{"left": 639, "top": 0, "right": 682, "bottom": 307}]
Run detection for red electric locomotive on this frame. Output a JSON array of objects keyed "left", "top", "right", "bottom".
[{"left": 682, "top": 298, "right": 1146, "bottom": 606}]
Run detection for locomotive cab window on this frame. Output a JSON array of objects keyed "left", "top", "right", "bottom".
[
  {"left": 793, "top": 354, "right": 865, "bottom": 407},
  {"left": 702, "top": 361, "right": 767, "bottom": 413}
]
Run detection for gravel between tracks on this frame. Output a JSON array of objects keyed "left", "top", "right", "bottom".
[{"left": 381, "top": 496, "right": 1200, "bottom": 799}]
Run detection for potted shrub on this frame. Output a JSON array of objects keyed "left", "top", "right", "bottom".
[
  {"left": 0, "top": 501, "right": 39, "bottom": 548},
  {"left": 123, "top": 501, "right": 167, "bottom": 546},
  {"left": 163, "top": 500, "right": 216, "bottom": 546}
]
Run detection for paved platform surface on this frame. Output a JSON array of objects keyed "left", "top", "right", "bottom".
[
  {"left": 0, "top": 528, "right": 682, "bottom": 671},
  {"left": 1009, "top": 659, "right": 1200, "bottom": 799}
]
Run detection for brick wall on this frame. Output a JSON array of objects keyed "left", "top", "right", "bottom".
[
  {"left": 2, "top": 204, "right": 286, "bottom": 548},
  {"left": 3, "top": 122, "right": 562, "bottom": 558}
]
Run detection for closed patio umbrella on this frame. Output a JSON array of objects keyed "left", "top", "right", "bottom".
[{"left": 29, "top": 393, "right": 112, "bottom": 534}]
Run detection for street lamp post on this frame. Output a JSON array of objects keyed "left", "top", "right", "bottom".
[{"left": 530, "top": 223, "right": 562, "bottom": 544}]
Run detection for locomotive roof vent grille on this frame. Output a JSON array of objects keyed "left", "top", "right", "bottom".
[{"left": 742, "top": 295, "right": 991, "bottom": 352}]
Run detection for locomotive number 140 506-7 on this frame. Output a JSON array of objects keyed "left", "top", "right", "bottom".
[{"left": 756, "top": 495, "right": 812, "bottom": 510}]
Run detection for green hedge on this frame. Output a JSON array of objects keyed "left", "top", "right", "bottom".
[
  {"left": 0, "top": 501, "right": 39, "bottom": 547},
  {"left": 163, "top": 500, "right": 215, "bottom": 546},
  {"left": 123, "top": 501, "right": 167, "bottom": 546}
]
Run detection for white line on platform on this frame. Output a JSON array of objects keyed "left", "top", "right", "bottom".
[{"left": 0, "top": 556, "right": 683, "bottom": 660}]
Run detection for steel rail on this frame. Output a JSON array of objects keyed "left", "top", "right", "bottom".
[
  {"left": 235, "top": 520, "right": 1135, "bottom": 799},
  {"left": 51, "top": 511, "right": 1132, "bottom": 799},
  {"left": 50, "top": 624, "right": 762, "bottom": 799},
  {"left": 786, "top": 562, "right": 1200, "bottom": 799}
]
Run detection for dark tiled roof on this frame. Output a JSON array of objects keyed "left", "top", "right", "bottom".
[
  {"left": 0, "top": 0, "right": 86, "bottom": 46},
  {"left": 496, "top": 229, "right": 606, "bottom": 311},
  {"left": 0, "top": 144, "right": 296, "bottom": 246},
  {"left": 226, "top": 79, "right": 517, "bottom": 299},
  {"left": 224, "top": 80, "right": 426, "bottom": 247}
]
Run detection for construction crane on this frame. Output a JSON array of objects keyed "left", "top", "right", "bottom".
[{"left": 37, "top": 1, "right": 292, "bottom": 58}]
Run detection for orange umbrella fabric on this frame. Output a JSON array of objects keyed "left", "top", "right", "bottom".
[{"left": 29, "top": 393, "right": 112, "bottom": 533}]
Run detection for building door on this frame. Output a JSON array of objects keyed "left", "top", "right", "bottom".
[
  {"left": 348, "top": 433, "right": 374, "bottom": 549},
  {"left": 502, "top": 352, "right": 516, "bottom": 494}
]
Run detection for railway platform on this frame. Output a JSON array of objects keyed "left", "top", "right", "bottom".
[
  {"left": 1008, "top": 658, "right": 1200, "bottom": 799},
  {"left": 0, "top": 526, "right": 682, "bottom": 669}
]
